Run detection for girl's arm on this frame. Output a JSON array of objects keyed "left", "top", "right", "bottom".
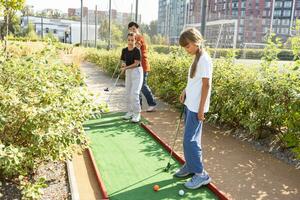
[
  {"left": 124, "top": 60, "right": 140, "bottom": 69},
  {"left": 198, "top": 78, "right": 210, "bottom": 121}
]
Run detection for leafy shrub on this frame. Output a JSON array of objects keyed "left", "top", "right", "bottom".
[
  {"left": 149, "top": 44, "right": 295, "bottom": 60},
  {"left": 0, "top": 43, "right": 99, "bottom": 178}
]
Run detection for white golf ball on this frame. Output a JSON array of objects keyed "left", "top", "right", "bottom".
[{"left": 179, "top": 189, "right": 185, "bottom": 196}]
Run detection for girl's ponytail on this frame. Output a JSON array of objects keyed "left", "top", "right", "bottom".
[
  {"left": 179, "top": 28, "right": 204, "bottom": 78},
  {"left": 190, "top": 47, "right": 201, "bottom": 78}
]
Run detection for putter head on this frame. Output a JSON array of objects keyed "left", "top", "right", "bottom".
[
  {"left": 164, "top": 162, "right": 171, "bottom": 172},
  {"left": 104, "top": 88, "right": 109, "bottom": 92}
]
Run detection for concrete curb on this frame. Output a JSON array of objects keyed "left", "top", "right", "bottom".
[{"left": 66, "top": 160, "right": 80, "bottom": 200}]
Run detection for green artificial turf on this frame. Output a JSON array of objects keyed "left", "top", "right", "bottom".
[{"left": 84, "top": 112, "right": 218, "bottom": 200}]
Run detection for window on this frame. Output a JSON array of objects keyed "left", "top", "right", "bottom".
[
  {"left": 265, "top": 1, "right": 270, "bottom": 8},
  {"left": 238, "top": 35, "right": 243, "bottom": 41},
  {"left": 275, "top": 1, "right": 282, "bottom": 7},
  {"left": 241, "top": 10, "right": 245, "bottom": 17},
  {"left": 274, "top": 10, "right": 281, "bottom": 17},
  {"left": 283, "top": 10, "right": 291, "bottom": 17},
  {"left": 282, "top": 19, "right": 290, "bottom": 25},
  {"left": 284, "top": 1, "right": 292, "bottom": 8},
  {"left": 239, "top": 27, "right": 243, "bottom": 33},
  {"left": 241, "top": 2, "right": 246, "bottom": 8},
  {"left": 281, "top": 28, "right": 289, "bottom": 34},
  {"left": 233, "top": 10, "right": 238, "bottom": 16},
  {"left": 240, "top": 19, "right": 244, "bottom": 25}
]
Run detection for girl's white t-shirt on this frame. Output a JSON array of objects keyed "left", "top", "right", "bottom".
[{"left": 184, "top": 51, "right": 213, "bottom": 113}]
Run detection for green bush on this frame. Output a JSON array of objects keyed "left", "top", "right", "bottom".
[
  {"left": 149, "top": 44, "right": 295, "bottom": 61},
  {"left": 0, "top": 43, "right": 99, "bottom": 178}
]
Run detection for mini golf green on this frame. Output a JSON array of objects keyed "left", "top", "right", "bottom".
[{"left": 84, "top": 112, "right": 220, "bottom": 200}]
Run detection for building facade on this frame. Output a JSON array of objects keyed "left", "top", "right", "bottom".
[
  {"left": 68, "top": 7, "right": 141, "bottom": 26},
  {"left": 21, "top": 16, "right": 97, "bottom": 44},
  {"left": 158, "top": 0, "right": 300, "bottom": 45}
]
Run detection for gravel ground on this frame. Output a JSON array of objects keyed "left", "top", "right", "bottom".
[
  {"left": 219, "top": 124, "right": 300, "bottom": 169},
  {"left": 36, "top": 162, "right": 70, "bottom": 200},
  {"left": 0, "top": 162, "right": 70, "bottom": 200},
  {"left": 0, "top": 180, "right": 21, "bottom": 200}
]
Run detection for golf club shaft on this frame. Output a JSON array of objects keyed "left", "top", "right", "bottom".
[
  {"left": 109, "top": 61, "right": 121, "bottom": 84},
  {"left": 166, "top": 107, "right": 185, "bottom": 166},
  {"left": 106, "top": 73, "right": 121, "bottom": 103}
]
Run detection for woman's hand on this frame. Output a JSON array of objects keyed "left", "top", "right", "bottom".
[{"left": 179, "top": 90, "right": 186, "bottom": 104}]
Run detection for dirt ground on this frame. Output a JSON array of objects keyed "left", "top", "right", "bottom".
[{"left": 75, "top": 61, "right": 300, "bottom": 200}]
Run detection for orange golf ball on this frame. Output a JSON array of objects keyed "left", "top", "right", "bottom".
[{"left": 153, "top": 184, "right": 160, "bottom": 191}]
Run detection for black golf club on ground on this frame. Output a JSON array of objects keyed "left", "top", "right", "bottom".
[
  {"left": 104, "top": 61, "right": 121, "bottom": 92},
  {"left": 164, "top": 106, "right": 185, "bottom": 172}
]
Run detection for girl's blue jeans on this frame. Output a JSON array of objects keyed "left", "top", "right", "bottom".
[{"left": 183, "top": 106, "right": 204, "bottom": 174}]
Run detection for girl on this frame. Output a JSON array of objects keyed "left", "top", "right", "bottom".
[
  {"left": 128, "top": 21, "right": 157, "bottom": 112},
  {"left": 174, "top": 28, "right": 213, "bottom": 189},
  {"left": 120, "top": 32, "right": 143, "bottom": 122}
]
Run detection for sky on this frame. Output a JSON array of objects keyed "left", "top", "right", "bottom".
[{"left": 25, "top": 0, "right": 158, "bottom": 24}]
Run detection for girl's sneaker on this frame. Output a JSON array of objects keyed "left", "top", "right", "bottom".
[
  {"left": 146, "top": 106, "right": 156, "bottom": 112},
  {"left": 123, "top": 112, "right": 133, "bottom": 120},
  {"left": 131, "top": 113, "right": 141, "bottom": 123},
  {"left": 174, "top": 165, "right": 192, "bottom": 178},
  {"left": 184, "top": 172, "right": 211, "bottom": 189}
]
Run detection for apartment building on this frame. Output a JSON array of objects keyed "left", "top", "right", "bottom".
[{"left": 158, "top": 0, "right": 300, "bottom": 45}]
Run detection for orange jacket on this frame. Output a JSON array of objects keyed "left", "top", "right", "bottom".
[{"left": 136, "top": 34, "right": 150, "bottom": 72}]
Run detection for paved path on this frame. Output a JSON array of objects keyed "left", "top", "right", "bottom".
[{"left": 78, "top": 61, "right": 300, "bottom": 200}]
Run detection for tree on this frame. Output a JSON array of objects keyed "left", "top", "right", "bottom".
[
  {"left": 112, "top": 23, "right": 123, "bottom": 43},
  {"left": 143, "top": 32, "right": 151, "bottom": 45},
  {"left": 21, "top": 5, "right": 34, "bottom": 17},
  {"left": 98, "top": 19, "right": 109, "bottom": 41},
  {"left": 140, "top": 23, "right": 150, "bottom": 35},
  {"left": 0, "top": 0, "right": 25, "bottom": 39},
  {"left": 149, "top": 20, "right": 158, "bottom": 37},
  {"left": 152, "top": 34, "right": 167, "bottom": 45},
  {"left": 99, "top": 19, "right": 125, "bottom": 44}
]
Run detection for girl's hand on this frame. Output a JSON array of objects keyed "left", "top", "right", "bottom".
[
  {"left": 179, "top": 90, "right": 186, "bottom": 104},
  {"left": 120, "top": 66, "right": 126, "bottom": 75},
  {"left": 198, "top": 111, "right": 205, "bottom": 121}
]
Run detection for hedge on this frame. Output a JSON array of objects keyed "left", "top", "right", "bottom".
[
  {"left": 150, "top": 45, "right": 295, "bottom": 60},
  {"left": 86, "top": 48, "right": 300, "bottom": 158},
  {"left": 0, "top": 43, "right": 99, "bottom": 178}
]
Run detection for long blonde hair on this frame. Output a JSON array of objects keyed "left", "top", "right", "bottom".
[{"left": 179, "top": 28, "right": 204, "bottom": 78}]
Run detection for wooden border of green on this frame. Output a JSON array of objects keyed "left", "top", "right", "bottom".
[{"left": 86, "top": 121, "right": 230, "bottom": 200}]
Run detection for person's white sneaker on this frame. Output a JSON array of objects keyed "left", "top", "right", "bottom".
[
  {"left": 146, "top": 106, "right": 156, "bottom": 112},
  {"left": 123, "top": 112, "right": 133, "bottom": 120},
  {"left": 131, "top": 113, "right": 141, "bottom": 123}
]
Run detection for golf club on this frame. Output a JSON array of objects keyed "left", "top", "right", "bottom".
[
  {"left": 106, "top": 72, "right": 121, "bottom": 104},
  {"left": 104, "top": 61, "right": 121, "bottom": 92},
  {"left": 164, "top": 106, "right": 185, "bottom": 172}
]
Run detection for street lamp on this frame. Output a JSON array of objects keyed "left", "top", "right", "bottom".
[{"left": 80, "top": 0, "right": 83, "bottom": 45}]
